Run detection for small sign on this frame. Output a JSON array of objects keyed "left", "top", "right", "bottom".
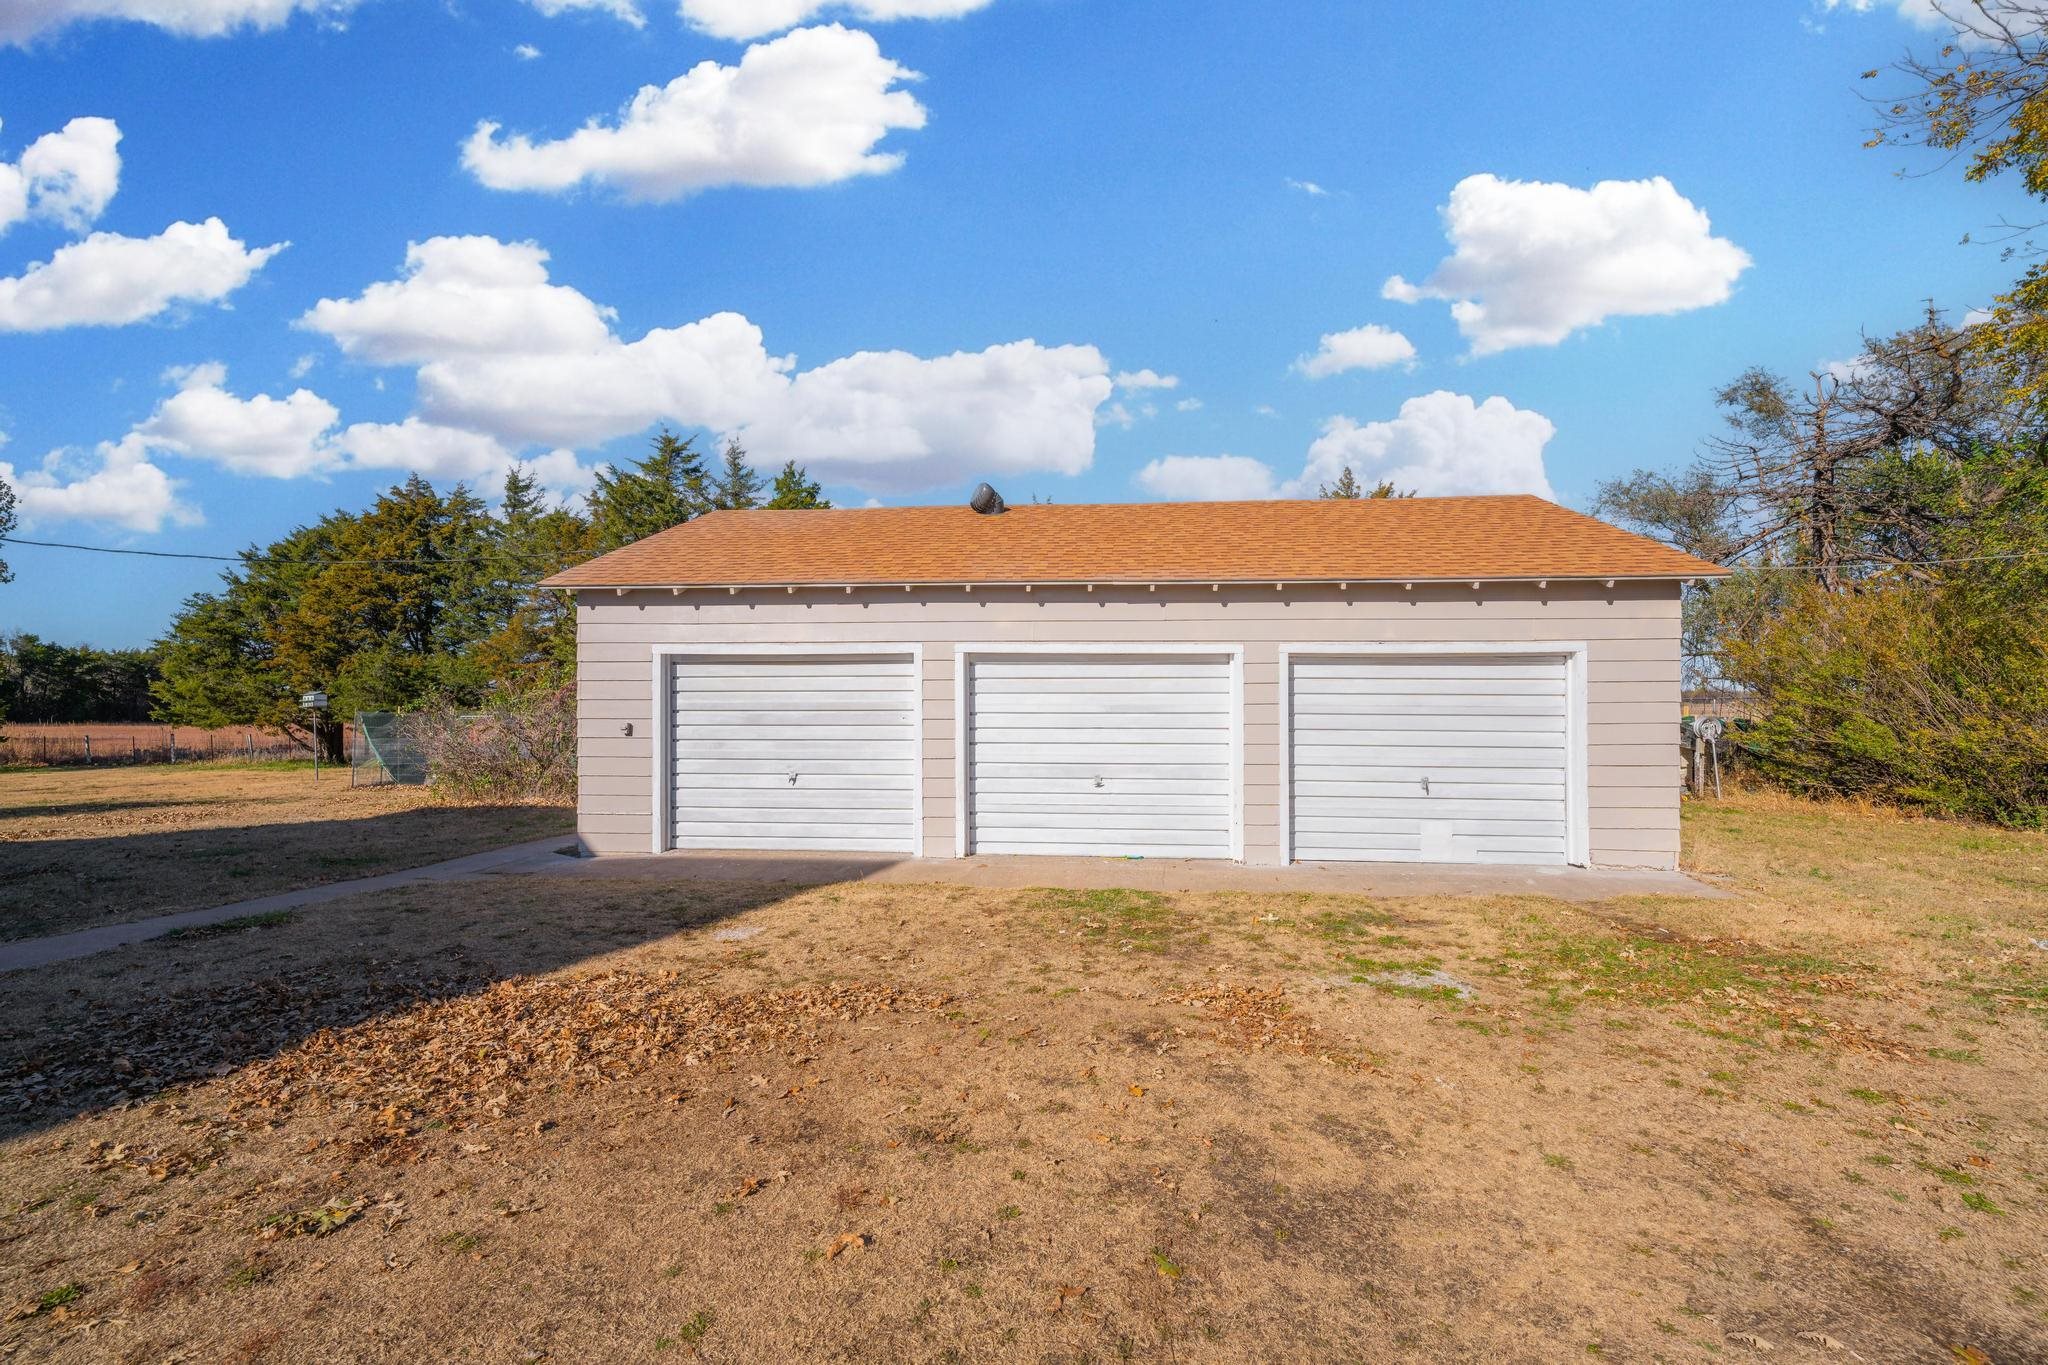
[
  {"left": 301, "top": 691, "right": 329, "bottom": 709},
  {"left": 1697, "top": 717, "right": 1726, "bottom": 741}
]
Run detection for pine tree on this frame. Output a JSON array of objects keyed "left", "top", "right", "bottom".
[
  {"left": 766, "top": 460, "right": 831, "bottom": 509},
  {"left": 710, "top": 439, "right": 765, "bottom": 511},
  {"left": 587, "top": 430, "right": 708, "bottom": 552},
  {"left": 1318, "top": 467, "right": 1365, "bottom": 499},
  {"left": 1318, "top": 467, "right": 1412, "bottom": 499}
]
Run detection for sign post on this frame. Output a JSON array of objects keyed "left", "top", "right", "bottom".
[{"left": 301, "top": 691, "right": 329, "bottom": 782}]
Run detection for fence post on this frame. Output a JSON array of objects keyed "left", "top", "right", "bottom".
[
  {"left": 169, "top": 728, "right": 177, "bottom": 764},
  {"left": 247, "top": 729, "right": 255, "bottom": 761},
  {"left": 83, "top": 734, "right": 92, "bottom": 764}
]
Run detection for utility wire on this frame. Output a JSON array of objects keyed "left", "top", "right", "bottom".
[{"left": 0, "top": 534, "right": 594, "bottom": 571}]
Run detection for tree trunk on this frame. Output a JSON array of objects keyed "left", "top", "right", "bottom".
[{"left": 316, "top": 718, "right": 345, "bottom": 764}]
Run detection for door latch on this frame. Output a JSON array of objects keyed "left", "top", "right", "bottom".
[
  {"left": 788, "top": 770, "right": 799, "bottom": 786},
  {"left": 1093, "top": 775, "right": 1105, "bottom": 789},
  {"left": 1420, "top": 775, "right": 1430, "bottom": 796}
]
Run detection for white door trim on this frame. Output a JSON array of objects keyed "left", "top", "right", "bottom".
[
  {"left": 953, "top": 643, "right": 1245, "bottom": 861},
  {"left": 650, "top": 643, "right": 925, "bottom": 858},
  {"left": 1277, "top": 641, "right": 1590, "bottom": 867}
]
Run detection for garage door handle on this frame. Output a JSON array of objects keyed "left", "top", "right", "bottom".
[
  {"left": 1093, "top": 775, "right": 1105, "bottom": 789},
  {"left": 1420, "top": 776, "right": 1430, "bottom": 796},
  {"left": 788, "top": 770, "right": 799, "bottom": 786}
]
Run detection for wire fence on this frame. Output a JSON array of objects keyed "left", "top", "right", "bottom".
[{"left": 0, "top": 723, "right": 353, "bottom": 768}]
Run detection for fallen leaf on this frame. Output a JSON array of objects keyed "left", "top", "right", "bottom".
[{"left": 825, "top": 1232, "right": 870, "bottom": 1260}]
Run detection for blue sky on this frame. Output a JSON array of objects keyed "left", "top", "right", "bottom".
[{"left": 0, "top": 0, "right": 2030, "bottom": 647}]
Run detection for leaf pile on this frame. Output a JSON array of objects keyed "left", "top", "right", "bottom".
[
  {"left": 220, "top": 972, "right": 951, "bottom": 1134},
  {"left": 1167, "top": 981, "right": 1323, "bottom": 1054},
  {"left": 0, "top": 966, "right": 480, "bottom": 1126}
]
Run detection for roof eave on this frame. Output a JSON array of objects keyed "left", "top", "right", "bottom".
[{"left": 545, "top": 570, "right": 1728, "bottom": 592}]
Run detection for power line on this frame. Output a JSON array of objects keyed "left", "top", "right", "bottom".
[{"left": 0, "top": 534, "right": 593, "bottom": 571}]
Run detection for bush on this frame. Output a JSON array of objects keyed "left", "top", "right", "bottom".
[
  {"left": 1725, "top": 576, "right": 2048, "bottom": 827},
  {"left": 400, "top": 684, "right": 575, "bottom": 803}
]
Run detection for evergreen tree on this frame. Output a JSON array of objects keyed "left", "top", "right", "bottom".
[
  {"left": 710, "top": 439, "right": 765, "bottom": 511},
  {"left": 1318, "top": 467, "right": 1365, "bottom": 499},
  {"left": 765, "top": 460, "right": 830, "bottom": 509},
  {"left": 1318, "top": 468, "right": 1411, "bottom": 499},
  {"left": 586, "top": 430, "right": 708, "bottom": 552}
]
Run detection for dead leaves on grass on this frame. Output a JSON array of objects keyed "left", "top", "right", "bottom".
[
  {"left": 1167, "top": 982, "right": 1318, "bottom": 1053},
  {"left": 218, "top": 974, "right": 947, "bottom": 1152}
]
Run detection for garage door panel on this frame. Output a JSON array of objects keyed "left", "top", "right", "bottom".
[
  {"left": 669, "top": 653, "right": 916, "bottom": 854},
  {"left": 682, "top": 770, "right": 917, "bottom": 790},
  {"left": 967, "top": 653, "right": 1234, "bottom": 858},
  {"left": 1290, "top": 654, "right": 1572, "bottom": 866},
  {"left": 682, "top": 695, "right": 913, "bottom": 714},
  {"left": 1294, "top": 796, "right": 1564, "bottom": 821},
  {"left": 1295, "top": 779, "right": 1565, "bottom": 801},
  {"left": 974, "top": 775, "right": 1232, "bottom": 797},
  {"left": 1292, "top": 695, "right": 1566, "bottom": 718},
  {"left": 1295, "top": 745, "right": 1565, "bottom": 771},
  {"left": 1293, "top": 675, "right": 1564, "bottom": 697}
]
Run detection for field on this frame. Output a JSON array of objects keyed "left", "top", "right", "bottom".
[
  {"left": 0, "top": 789, "right": 2042, "bottom": 1361},
  {"left": 0, "top": 764, "right": 573, "bottom": 941}
]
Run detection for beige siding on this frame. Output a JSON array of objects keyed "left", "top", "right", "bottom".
[{"left": 574, "top": 581, "right": 1684, "bottom": 869}]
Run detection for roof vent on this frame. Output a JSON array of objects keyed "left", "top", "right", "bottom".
[{"left": 969, "top": 482, "right": 1006, "bottom": 516}]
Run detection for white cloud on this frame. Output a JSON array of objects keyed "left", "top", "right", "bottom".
[
  {"left": 0, "top": 218, "right": 284, "bottom": 332},
  {"left": 1134, "top": 391, "right": 1556, "bottom": 504},
  {"left": 740, "top": 339, "right": 1110, "bottom": 490},
  {"left": 1818, "top": 0, "right": 1946, "bottom": 27},
  {"left": 461, "top": 25, "right": 926, "bottom": 202},
  {"left": 0, "top": 0, "right": 350, "bottom": 43},
  {"left": 300, "top": 236, "right": 617, "bottom": 365},
  {"left": 105, "top": 362, "right": 599, "bottom": 500},
  {"left": 1134, "top": 453, "right": 1276, "bottom": 502},
  {"left": 1113, "top": 368, "right": 1178, "bottom": 391},
  {"left": 0, "top": 116, "right": 121, "bottom": 235},
  {"left": 289, "top": 352, "right": 316, "bottom": 379},
  {"left": 128, "top": 363, "right": 339, "bottom": 478},
  {"left": 1293, "top": 324, "right": 1416, "bottom": 378},
  {"left": 678, "top": 0, "right": 993, "bottom": 41},
  {"left": 1284, "top": 177, "right": 1329, "bottom": 197},
  {"left": 513, "top": 41, "right": 543, "bottom": 58},
  {"left": 1384, "top": 173, "right": 1750, "bottom": 355},
  {"left": 1301, "top": 392, "right": 1555, "bottom": 499},
  {"left": 1175, "top": 397, "right": 1202, "bottom": 413},
  {"left": 0, "top": 439, "right": 196, "bottom": 531},
  {"left": 300, "top": 233, "right": 1114, "bottom": 492}
]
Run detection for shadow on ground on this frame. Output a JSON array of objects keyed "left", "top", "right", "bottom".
[
  {"left": 0, "top": 804, "right": 572, "bottom": 942},
  {"left": 0, "top": 873, "right": 815, "bottom": 1143}
]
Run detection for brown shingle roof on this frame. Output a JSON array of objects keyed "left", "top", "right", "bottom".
[{"left": 541, "top": 495, "right": 1726, "bottom": 589}]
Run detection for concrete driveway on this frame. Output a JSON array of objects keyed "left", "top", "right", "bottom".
[{"left": 525, "top": 848, "right": 1729, "bottom": 903}]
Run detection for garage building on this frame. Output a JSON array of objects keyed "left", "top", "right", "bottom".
[{"left": 542, "top": 494, "right": 1724, "bottom": 870}]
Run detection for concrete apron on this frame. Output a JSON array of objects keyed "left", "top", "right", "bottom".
[{"left": 528, "top": 849, "right": 1730, "bottom": 903}]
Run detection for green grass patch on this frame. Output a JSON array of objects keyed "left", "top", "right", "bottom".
[
  {"left": 164, "top": 910, "right": 297, "bottom": 940},
  {"left": 1490, "top": 917, "right": 1857, "bottom": 1018},
  {"left": 1031, "top": 888, "right": 1178, "bottom": 951}
]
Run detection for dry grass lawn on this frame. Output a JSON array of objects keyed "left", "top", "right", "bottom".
[
  {"left": 0, "top": 763, "right": 573, "bottom": 941},
  {"left": 0, "top": 792, "right": 2044, "bottom": 1362}
]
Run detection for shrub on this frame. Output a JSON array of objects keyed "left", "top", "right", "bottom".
[
  {"left": 401, "top": 684, "right": 575, "bottom": 803},
  {"left": 1725, "top": 575, "right": 2048, "bottom": 827}
]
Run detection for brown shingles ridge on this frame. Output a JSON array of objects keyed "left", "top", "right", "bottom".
[{"left": 540, "top": 494, "right": 1728, "bottom": 589}]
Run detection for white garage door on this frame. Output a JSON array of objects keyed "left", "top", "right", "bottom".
[
  {"left": 965, "top": 653, "right": 1236, "bottom": 858},
  {"left": 668, "top": 653, "right": 918, "bottom": 853},
  {"left": 1289, "top": 653, "right": 1571, "bottom": 865}
]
